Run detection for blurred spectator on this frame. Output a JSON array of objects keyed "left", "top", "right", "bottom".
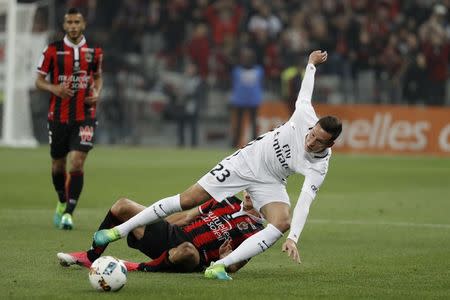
[
  {"left": 160, "top": 1, "right": 188, "bottom": 70},
  {"left": 378, "top": 33, "right": 405, "bottom": 104},
  {"left": 211, "top": 34, "right": 238, "bottom": 89},
  {"left": 111, "top": 0, "right": 147, "bottom": 53},
  {"left": 403, "top": 53, "right": 428, "bottom": 105},
  {"left": 163, "top": 62, "right": 208, "bottom": 147},
  {"left": 141, "top": 0, "right": 164, "bottom": 54},
  {"left": 204, "top": 0, "right": 243, "bottom": 46},
  {"left": 281, "top": 61, "right": 304, "bottom": 114},
  {"left": 247, "top": 2, "right": 283, "bottom": 38},
  {"left": 186, "top": 23, "right": 210, "bottom": 80},
  {"left": 419, "top": 4, "right": 449, "bottom": 43},
  {"left": 421, "top": 28, "right": 450, "bottom": 106},
  {"left": 230, "top": 48, "right": 264, "bottom": 148},
  {"left": 419, "top": 4, "right": 450, "bottom": 106}
]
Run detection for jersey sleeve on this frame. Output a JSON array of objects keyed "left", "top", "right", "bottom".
[
  {"left": 287, "top": 169, "right": 327, "bottom": 243},
  {"left": 198, "top": 198, "right": 216, "bottom": 214},
  {"left": 92, "top": 47, "right": 103, "bottom": 75},
  {"left": 36, "top": 45, "right": 54, "bottom": 75},
  {"left": 286, "top": 189, "right": 314, "bottom": 243},
  {"left": 289, "top": 63, "right": 319, "bottom": 126}
]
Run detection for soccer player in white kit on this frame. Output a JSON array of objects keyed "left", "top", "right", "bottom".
[{"left": 94, "top": 50, "right": 342, "bottom": 280}]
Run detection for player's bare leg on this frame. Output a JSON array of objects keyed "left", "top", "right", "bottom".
[{"left": 94, "top": 183, "right": 211, "bottom": 246}]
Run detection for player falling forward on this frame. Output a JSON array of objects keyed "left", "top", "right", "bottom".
[
  {"left": 94, "top": 50, "right": 342, "bottom": 280},
  {"left": 35, "top": 8, "right": 103, "bottom": 230},
  {"left": 57, "top": 194, "right": 264, "bottom": 274}
]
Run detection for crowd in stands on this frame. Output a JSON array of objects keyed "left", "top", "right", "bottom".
[
  {"left": 54, "top": 0, "right": 450, "bottom": 107},
  {"left": 29, "top": 0, "right": 449, "bottom": 144}
]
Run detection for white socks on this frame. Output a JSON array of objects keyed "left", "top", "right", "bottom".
[
  {"left": 215, "top": 223, "right": 283, "bottom": 267},
  {"left": 116, "top": 194, "right": 182, "bottom": 237}
]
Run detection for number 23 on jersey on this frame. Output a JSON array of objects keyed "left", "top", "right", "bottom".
[{"left": 209, "top": 163, "right": 231, "bottom": 183}]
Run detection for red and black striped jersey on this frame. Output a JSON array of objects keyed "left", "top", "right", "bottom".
[
  {"left": 182, "top": 196, "right": 265, "bottom": 265},
  {"left": 37, "top": 35, "right": 103, "bottom": 123}
]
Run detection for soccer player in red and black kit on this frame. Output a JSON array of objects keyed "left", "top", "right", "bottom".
[
  {"left": 35, "top": 8, "right": 103, "bottom": 230},
  {"left": 57, "top": 194, "right": 265, "bottom": 273}
]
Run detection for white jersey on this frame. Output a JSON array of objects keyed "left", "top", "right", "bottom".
[{"left": 229, "top": 64, "right": 330, "bottom": 197}]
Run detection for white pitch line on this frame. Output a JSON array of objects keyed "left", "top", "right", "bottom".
[{"left": 310, "top": 219, "right": 450, "bottom": 229}]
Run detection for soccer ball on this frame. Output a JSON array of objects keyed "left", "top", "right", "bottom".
[{"left": 89, "top": 256, "right": 127, "bottom": 292}]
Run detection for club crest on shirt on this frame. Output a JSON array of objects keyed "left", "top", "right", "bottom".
[
  {"left": 84, "top": 52, "right": 93, "bottom": 63},
  {"left": 237, "top": 221, "right": 249, "bottom": 231}
]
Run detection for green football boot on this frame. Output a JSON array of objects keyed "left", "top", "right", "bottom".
[
  {"left": 53, "top": 202, "right": 67, "bottom": 227},
  {"left": 60, "top": 213, "right": 74, "bottom": 230},
  {"left": 93, "top": 228, "right": 121, "bottom": 246},
  {"left": 204, "top": 262, "right": 232, "bottom": 280}
]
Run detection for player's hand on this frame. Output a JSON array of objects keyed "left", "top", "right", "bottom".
[
  {"left": 52, "top": 82, "right": 74, "bottom": 98},
  {"left": 282, "top": 238, "right": 301, "bottom": 264},
  {"left": 308, "top": 50, "right": 328, "bottom": 66},
  {"left": 219, "top": 239, "right": 233, "bottom": 258},
  {"left": 85, "top": 86, "right": 99, "bottom": 106}
]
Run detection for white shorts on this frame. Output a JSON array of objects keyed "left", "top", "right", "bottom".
[{"left": 197, "top": 159, "right": 290, "bottom": 212}]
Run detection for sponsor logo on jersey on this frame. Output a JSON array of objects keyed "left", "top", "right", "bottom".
[
  {"left": 56, "top": 51, "right": 70, "bottom": 55},
  {"left": 201, "top": 211, "right": 232, "bottom": 241},
  {"left": 273, "top": 132, "right": 291, "bottom": 169},
  {"left": 58, "top": 71, "right": 90, "bottom": 90}
]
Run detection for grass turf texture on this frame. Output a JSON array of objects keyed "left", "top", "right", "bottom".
[{"left": 1, "top": 146, "right": 449, "bottom": 299}]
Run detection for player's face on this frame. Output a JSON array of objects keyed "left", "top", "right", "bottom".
[
  {"left": 242, "top": 192, "right": 254, "bottom": 210},
  {"left": 63, "top": 13, "right": 85, "bottom": 43},
  {"left": 305, "top": 124, "right": 334, "bottom": 153},
  {"left": 242, "top": 192, "right": 261, "bottom": 218}
]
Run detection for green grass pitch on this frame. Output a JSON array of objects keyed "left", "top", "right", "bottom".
[{"left": 1, "top": 146, "right": 449, "bottom": 299}]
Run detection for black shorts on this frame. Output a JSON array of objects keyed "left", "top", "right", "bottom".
[
  {"left": 48, "top": 119, "right": 97, "bottom": 159},
  {"left": 127, "top": 220, "right": 191, "bottom": 260}
]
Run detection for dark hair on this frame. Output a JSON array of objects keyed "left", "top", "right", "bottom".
[
  {"left": 66, "top": 7, "right": 83, "bottom": 16},
  {"left": 317, "top": 116, "right": 342, "bottom": 141}
]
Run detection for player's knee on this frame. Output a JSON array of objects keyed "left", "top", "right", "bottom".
[
  {"left": 52, "top": 159, "right": 66, "bottom": 173},
  {"left": 179, "top": 185, "right": 210, "bottom": 209},
  {"left": 272, "top": 219, "right": 290, "bottom": 233},
  {"left": 111, "top": 198, "right": 132, "bottom": 217},
  {"left": 69, "top": 158, "right": 84, "bottom": 171}
]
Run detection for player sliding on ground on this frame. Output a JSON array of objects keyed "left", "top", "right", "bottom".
[
  {"left": 94, "top": 50, "right": 342, "bottom": 280},
  {"left": 58, "top": 194, "right": 264, "bottom": 273}
]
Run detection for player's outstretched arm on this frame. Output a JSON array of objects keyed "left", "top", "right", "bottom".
[
  {"left": 282, "top": 189, "right": 315, "bottom": 263},
  {"left": 295, "top": 50, "right": 327, "bottom": 107}
]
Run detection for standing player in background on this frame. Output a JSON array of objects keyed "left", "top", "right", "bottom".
[
  {"left": 35, "top": 8, "right": 103, "bottom": 230},
  {"left": 94, "top": 50, "right": 341, "bottom": 280}
]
